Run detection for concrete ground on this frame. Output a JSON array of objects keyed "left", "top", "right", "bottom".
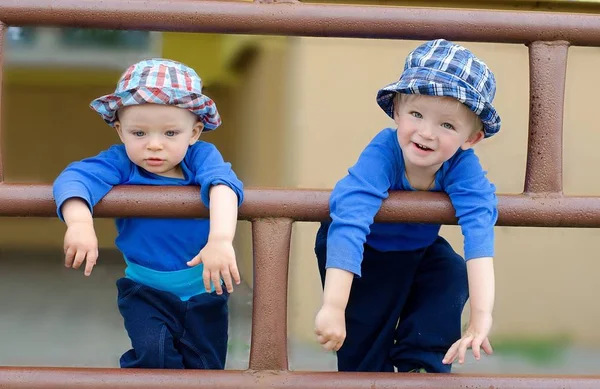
[{"left": 0, "top": 248, "right": 598, "bottom": 374}]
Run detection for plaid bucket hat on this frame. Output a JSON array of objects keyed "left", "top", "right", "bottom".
[
  {"left": 376, "top": 39, "right": 500, "bottom": 137},
  {"left": 90, "top": 58, "right": 221, "bottom": 131}
]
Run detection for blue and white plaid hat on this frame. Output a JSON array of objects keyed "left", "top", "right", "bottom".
[
  {"left": 90, "top": 58, "right": 221, "bottom": 131},
  {"left": 376, "top": 39, "right": 500, "bottom": 137}
]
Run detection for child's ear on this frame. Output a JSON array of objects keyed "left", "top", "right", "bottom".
[
  {"left": 114, "top": 121, "right": 126, "bottom": 143},
  {"left": 461, "top": 129, "right": 485, "bottom": 150},
  {"left": 190, "top": 121, "right": 204, "bottom": 145}
]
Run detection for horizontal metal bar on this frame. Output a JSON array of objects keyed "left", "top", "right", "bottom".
[
  {"left": 1, "top": 0, "right": 600, "bottom": 45},
  {"left": 0, "top": 184, "right": 598, "bottom": 227},
  {"left": 0, "top": 367, "right": 599, "bottom": 389}
]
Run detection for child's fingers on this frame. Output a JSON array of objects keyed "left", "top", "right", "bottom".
[
  {"left": 471, "top": 336, "right": 483, "bottom": 360},
  {"left": 212, "top": 271, "right": 223, "bottom": 295},
  {"left": 457, "top": 335, "right": 473, "bottom": 364},
  {"left": 202, "top": 269, "right": 212, "bottom": 292},
  {"left": 322, "top": 339, "right": 338, "bottom": 351},
  {"left": 64, "top": 247, "right": 76, "bottom": 268},
  {"left": 221, "top": 269, "right": 234, "bottom": 293},
  {"left": 333, "top": 341, "right": 344, "bottom": 352},
  {"left": 84, "top": 249, "right": 98, "bottom": 276},
  {"left": 72, "top": 250, "right": 86, "bottom": 270},
  {"left": 442, "top": 339, "right": 460, "bottom": 364},
  {"left": 187, "top": 253, "right": 202, "bottom": 267},
  {"left": 482, "top": 337, "right": 493, "bottom": 355},
  {"left": 230, "top": 263, "right": 241, "bottom": 285}
]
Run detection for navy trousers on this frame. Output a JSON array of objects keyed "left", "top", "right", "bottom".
[
  {"left": 116, "top": 277, "right": 229, "bottom": 369},
  {"left": 315, "top": 223, "right": 468, "bottom": 373}
]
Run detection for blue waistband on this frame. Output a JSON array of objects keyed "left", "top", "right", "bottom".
[{"left": 124, "top": 259, "right": 214, "bottom": 301}]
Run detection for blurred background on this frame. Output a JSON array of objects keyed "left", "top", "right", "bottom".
[{"left": 1, "top": 0, "right": 599, "bottom": 375}]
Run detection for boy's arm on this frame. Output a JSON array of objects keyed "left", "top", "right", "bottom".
[
  {"left": 187, "top": 184, "right": 240, "bottom": 294},
  {"left": 186, "top": 141, "right": 244, "bottom": 208},
  {"left": 316, "top": 130, "right": 397, "bottom": 351},
  {"left": 61, "top": 198, "right": 98, "bottom": 276},
  {"left": 53, "top": 146, "right": 130, "bottom": 276},
  {"left": 207, "top": 185, "right": 238, "bottom": 243},
  {"left": 443, "top": 256, "right": 494, "bottom": 365},
  {"left": 185, "top": 142, "right": 243, "bottom": 294},
  {"left": 314, "top": 268, "right": 354, "bottom": 351},
  {"left": 325, "top": 131, "right": 398, "bottom": 277},
  {"left": 443, "top": 150, "right": 498, "bottom": 363},
  {"left": 53, "top": 145, "right": 131, "bottom": 220},
  {"left": 443, "top": 150, "right": 498, "bottom": 261}
]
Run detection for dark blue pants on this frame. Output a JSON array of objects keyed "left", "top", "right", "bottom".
[
  {"left": 116, "top": 277, "right": 229, "bottom": 369},
  {"left": 315, "top": 223, "right": 468, "bottom": 373}
]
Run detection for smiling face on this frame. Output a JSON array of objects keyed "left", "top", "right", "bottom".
[
  {"left": 114, "top": 104, "right": 203, "bottom": 178},
  {"left": 394, "top": 93, "right": 484, "bottom": 176}
]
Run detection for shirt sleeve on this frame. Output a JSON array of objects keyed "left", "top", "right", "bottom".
[
  {"left": 52, "top": 145, "right": 131, "bottom": 221},
  {"left": 186, "top": 141, "right": 244, "bottom": 208},
  {"left": 442, "top": 149, "right": 498, "bottom": 260},
  {"left": 326, "top": 130, "right": 398, "bottom": 276}
]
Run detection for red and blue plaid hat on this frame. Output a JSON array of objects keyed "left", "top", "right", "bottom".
[
  {"left": 90, "top": 58, "right": 221, "bottom": 131},
  {"left": 376, "top": 39, "right": 500, "bottom": 138}
]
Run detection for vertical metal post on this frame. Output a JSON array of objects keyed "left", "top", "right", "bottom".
[
  {"left": 249, "top": 218, "right": 293, "bottom": 370},
  {"left": 0, "top": 23, "right": 6, "bottom": 183},
  {"left": 524, "top": 41, "right": 569, "bottom": 194}
]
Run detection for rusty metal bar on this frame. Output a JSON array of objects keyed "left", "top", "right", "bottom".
[
  {"left": 0, "top": 22, "right": 5, "bottom": 183},
  {"left": 1, "top": 0, "right": 600, "bottom": 44},
  {"left": 1, "top": 184, "right": 599, "bottom": 227},
  {"left": 0, "top": 367, "right": 599, "bottom": 388},
  {"left": 524, "top": 41, "right": 569, "bottom": 194},
  {"left": 249, "top": 218, "right": 292, "bottom": 370}
]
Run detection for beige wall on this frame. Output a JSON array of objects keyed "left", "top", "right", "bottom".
[
  {"left": 0, "top": 84, "right": 120, "bottom": 248},
  {"left": 224, "top": 38, "right": 291, "bottom": 284},
  {"left": 283, "top": 38, "right": 600, "bottom": 346}
]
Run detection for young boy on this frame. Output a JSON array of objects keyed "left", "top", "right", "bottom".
[
  {"left": 53, "top": 58, "right": 244, "bottom": 370},
  {"left": 314, "top": 39, "right": 500, "bottom": 373}
]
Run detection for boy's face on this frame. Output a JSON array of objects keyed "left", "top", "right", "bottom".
[
  {"left": 114, "top": 104, "right": 203, "bottom": 178},
  {"left": 394, "top": 94, "right": 484, "bottom": 174}
]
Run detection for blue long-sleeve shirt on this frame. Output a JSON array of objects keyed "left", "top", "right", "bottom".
[
  {"left": 53, "top": 141, "right": 244, "bottom": 299},
  {"left": 326, "top": 128, "right": 498, "bottom": 276}
]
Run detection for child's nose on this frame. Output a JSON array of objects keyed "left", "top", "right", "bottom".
[
  {"left": 147, "top": 138, "right": 163, "bottom": 150},
  {"left": 418, "top": 123, "right": 435, "bottom": 139}
]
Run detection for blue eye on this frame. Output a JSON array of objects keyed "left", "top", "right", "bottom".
[
  {"left": 411, "top": 111, "right": 423, "bottom": 119},
  {"left": 165, "top": 130, "right": 176, "bottom": 137},
  {"left": 133, "top": 131, "right": 145, "bottom": 137},
  {"left": 441, "top": 123, "right": 455, "bottom": 130}
]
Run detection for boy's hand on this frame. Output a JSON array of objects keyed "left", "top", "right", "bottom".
[
  {"left": 64, "top": 221, "right": 99, "bottom": 276},
  {"left": 314, "top": 304, "right": 346, "bottom": 352},
  {"left": 443, "top": 310, "right": 493, "bottom": 365},
  {"left": 187, "top": 238, "right": 240, "bottom": 294}
]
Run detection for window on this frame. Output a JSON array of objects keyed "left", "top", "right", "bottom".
[{"left": 5, "top": 27, "right": 161, "bottom": 69}]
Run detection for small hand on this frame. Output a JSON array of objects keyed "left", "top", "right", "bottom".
[
  {"left": 443, "top": 311, "right": 493, "bottom": 365},
  {"left": 187, "top": 238, "right": 240, "bottom": 294},
  {"left": 64, "top": 221, "right": 98, "bottom": 276},
  {"left": 314, "top": 304, "right": 346, "bottom": 352}
]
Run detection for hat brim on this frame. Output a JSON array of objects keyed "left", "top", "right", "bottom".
[
  {"left": 90, "top": 87, "right": 221, "bottom": 131},
  {"left": 376, "top": 72, "right": 500, "bottom": 138}
]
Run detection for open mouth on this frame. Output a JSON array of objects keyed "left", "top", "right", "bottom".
[{"left": 413, "top": 142, "right": 433, "bottom": 151}]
